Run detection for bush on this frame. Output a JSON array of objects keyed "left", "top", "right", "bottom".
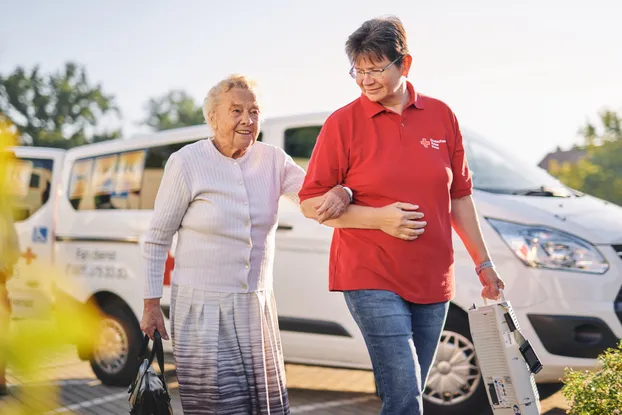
[{"left": 561, "top": 341, "right": 622, "bottom": 414}]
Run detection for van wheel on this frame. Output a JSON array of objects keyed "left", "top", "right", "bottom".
[
  {"left": 90, "top": 300, "right": 142, "bottom": 386},
  {"left": 423, "top": 306, "right": 492, "bottom": 415}
]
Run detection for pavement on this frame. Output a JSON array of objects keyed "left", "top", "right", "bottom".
[
  {"left": 0, "top": 316, "right": 571, "bottom": 415},
  {"left": 0, "top": 343, "right": 571, "bottom": 414}
]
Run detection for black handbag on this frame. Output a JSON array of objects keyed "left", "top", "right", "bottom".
[{"left": 128, "top": 330, "right": 173, "bottom": 415}]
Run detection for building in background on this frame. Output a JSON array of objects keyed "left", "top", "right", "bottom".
[{"left": 538, "top": 146, "right": 587, "bottom": 171}]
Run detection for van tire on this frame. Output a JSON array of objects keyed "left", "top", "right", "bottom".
[
  {"left": 422, "top": 306, "right": 492, "bottom": 415},
  {"left": 89, "top": 300, "right": 142, "bottom": 387}
]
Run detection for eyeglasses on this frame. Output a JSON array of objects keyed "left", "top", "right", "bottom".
[{"left": 349, "top": 56, "right": 402, "bottom": 80}]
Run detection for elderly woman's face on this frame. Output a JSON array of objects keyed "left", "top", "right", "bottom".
[{"left": 212, "top": 88, "right": 260, "bottom": 155}]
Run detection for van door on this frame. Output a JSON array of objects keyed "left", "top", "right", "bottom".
[
  {"left": 54, "top": 139, "right": 196, "bottom": 386},
  {"left": 4, "top": 148, "right": 65, "bottom": 319},
  {"left": 271, "top": 125, "right": 371, "bottom": 369}
]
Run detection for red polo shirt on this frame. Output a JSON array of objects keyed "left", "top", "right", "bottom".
[{"left": 298, "top": 82, "right": 472, "bottom": 304}]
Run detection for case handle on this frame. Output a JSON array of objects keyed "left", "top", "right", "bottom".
[{"left": 482, "top": 288, "right": 506, "bottom": 306}]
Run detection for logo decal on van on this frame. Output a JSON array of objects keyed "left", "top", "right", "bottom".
[
  {"left": 32, "top": 226, "right": 48, "bottom": 244},
  {"left": 21, "top": 247, "right": 37, "bottom": 265}
]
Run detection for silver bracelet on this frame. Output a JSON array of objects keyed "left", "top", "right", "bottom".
[{"left": 475, "top": 260, "right": 494, "bottom": 275}]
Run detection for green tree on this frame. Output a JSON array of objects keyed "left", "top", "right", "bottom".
[
  {"left": 549, "top": 109, "right": 622, "bottom": 206},
  {"left": 0, "top": 62, "right": 122, "bottom": 149},
  {"left": 142, "top": 90, "right": 204, "bottom": 131}
]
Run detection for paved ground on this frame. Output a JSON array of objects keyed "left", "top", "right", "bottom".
[{"left": 0, "top": 344, "right": 570, "bottom": 415}]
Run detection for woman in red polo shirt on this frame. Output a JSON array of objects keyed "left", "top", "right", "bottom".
[{"left": 299, "top": 16, "right": 505, "bottom": 415}]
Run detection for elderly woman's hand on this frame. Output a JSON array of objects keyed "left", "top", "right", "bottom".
[
  {"left": 315, "top": 186, "right": 351, "bottom": 224},
  {"left": 140, "top": 299, "right": 169, "bottom": 340}
]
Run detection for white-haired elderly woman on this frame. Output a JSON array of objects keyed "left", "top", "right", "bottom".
[{"left": 138, "top": 74, "right": 353, "bottom": 414}]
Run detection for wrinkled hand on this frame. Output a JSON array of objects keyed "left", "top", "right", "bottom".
[
  {"left": 315, "top": 186, "right": 351, "bottom": 224},
  {"left": 140, "top": 302, "right": 169, "bottom": 340},
  {"left": 378, "top": 202, "right": 426, "bottom": 240},
  {"left": 479, "top": 267, "right": 505, "bottom": 301}
]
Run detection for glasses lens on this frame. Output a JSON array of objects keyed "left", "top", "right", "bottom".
[{"left": 349, "top": 69, "right": 383, "bottom": 79}]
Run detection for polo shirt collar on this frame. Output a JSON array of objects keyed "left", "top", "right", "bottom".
[{"left": 360, "top": 81, "right": 424, "bottom": 118}]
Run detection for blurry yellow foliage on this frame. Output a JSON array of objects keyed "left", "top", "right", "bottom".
[
  {"left": 0, "top": 115, "right": 18, "bottom": 191},
  {"left": 1, "top": 116, "right": 101, "bottom": 414}
]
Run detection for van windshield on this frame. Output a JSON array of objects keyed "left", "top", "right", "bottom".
[
  {"left": 464, "top": 133, "right": 574, "bottom": 198},
  {"left": 2, "top": 154, "right": 54, "bottom": 221}
]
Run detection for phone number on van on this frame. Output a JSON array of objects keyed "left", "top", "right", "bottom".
[{"left": 65, "top": 263, "right": 129, "bottom": 280}]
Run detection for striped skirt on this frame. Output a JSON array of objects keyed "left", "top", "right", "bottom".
[{"left": 170, "top": 284, "right": 290, "bottom": 415}]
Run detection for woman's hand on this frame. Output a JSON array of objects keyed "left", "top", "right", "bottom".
[
  {"left": 377, "top": 202, "right": 427, "bottom": 240},
  {"left": 479, "top": 267, "right": 505, "bottom": 301},
  {"left": 140, "top": 299, "right": 169, "bottom": 340},
  {"left": 315, "top": 186, "right": 351, "bottom": 223}
]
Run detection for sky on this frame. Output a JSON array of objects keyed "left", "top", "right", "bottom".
[{"left": 1, "top": 0, "right": 620, "bottom": 165}]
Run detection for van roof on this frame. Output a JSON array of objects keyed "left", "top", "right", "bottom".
[
  {"left": 8, "top": 146, "right": 67, "bottom": 156},
  {"left": 63, "top": 111, "right": 334, "bottom": 160},
  {"left": 8, "top": 111, "right": 490, "bottom": 161}
]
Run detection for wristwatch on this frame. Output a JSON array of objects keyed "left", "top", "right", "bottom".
[{"left": 338, "top": 185, "right": 353, "bottom": 202}]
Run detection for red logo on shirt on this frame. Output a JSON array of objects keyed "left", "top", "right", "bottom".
[{"left": 420, "top": 138, "right": 446, "bottom": 150}]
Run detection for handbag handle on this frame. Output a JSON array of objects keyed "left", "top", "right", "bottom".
[
  {"left": 128, "top": 329, "right": 170, "bottom": 400},
  {"left": 137, "top": 330, "right": 166, "bottom": 375}
]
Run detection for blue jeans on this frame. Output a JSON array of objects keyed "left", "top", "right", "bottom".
[{"left": 344, "top": 290, "right": 449, "bottom": 415}]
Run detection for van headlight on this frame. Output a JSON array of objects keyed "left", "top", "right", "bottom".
[{"left": 487, "top": 218, "right": 609, "bottom": 274}]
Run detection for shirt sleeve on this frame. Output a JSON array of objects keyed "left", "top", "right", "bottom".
[
  {"left": 298, "top": 113, "right": 349, "bottom": 202},
  {"left": 280, "top": 151, "right": 306, "bottom": 204},
  {"left": 448, "top": 110, "right": 473, "bottom": 199},
  {"left": 142, "top": 152, "right": 191, "bottom": 299}
]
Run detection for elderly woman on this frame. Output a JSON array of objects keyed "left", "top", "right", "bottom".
[
  {"left": 299, "top": 16, "right": 506, "bottom": 415},
  {"left": 138, "top": 74, "right": 356, "bottom": 414}
]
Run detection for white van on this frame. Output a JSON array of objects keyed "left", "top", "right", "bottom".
[
  {"left": 5, "top": 147, "right": 65, "bottom": 320},
  {"left": 6, "top": 113, "right": 622, "bottom": 415}
]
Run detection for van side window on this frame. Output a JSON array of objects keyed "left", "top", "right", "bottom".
[
  {"left": 284, "top": 126, "right": 322, "bottom": 169},
  {"left": 140, "top": 142, "right": 193, "bottom": 210},
  {"left": 68, "top": 141, "right": 196, "bottom": 211},
  {"left": 69, "top": 150, "right": 147, "bottom": 210},
  {"left": 3, "top": 157, "right": 54, "bottom": 222}
]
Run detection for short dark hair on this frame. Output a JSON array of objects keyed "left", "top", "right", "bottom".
[{"left": 345, "top": 16, "right": 409, "bottom": 66}]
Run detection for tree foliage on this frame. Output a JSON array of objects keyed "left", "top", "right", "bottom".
[
  {"left": 548, "top": 109, "right": 622, "bottom": 206},
  {"left": 0, "top": 62, "right": 121, "bottom": 149},
  {"left": 142, "top": 90, "right": 204, "bottom": 131}
]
